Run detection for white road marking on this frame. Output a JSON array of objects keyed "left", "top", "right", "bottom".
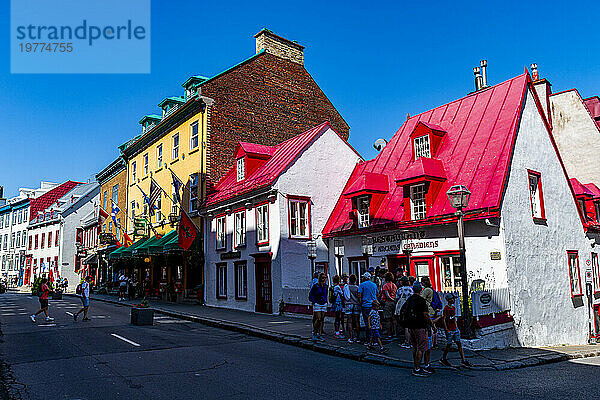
[
  {"left": 65, "top": 312, "right": 74, "bottom": 316},
  {"left": 111, "top": 333, "right": 141, "bottom": 347},
  {"left": 268, "top": 321, "right": 292, "bottom": 324},
  {"left": 2, "top": 313, "right": 16, "bottom": 316},
  {"left": 38, "top": 324, "right": 56, "bottom": 327}
]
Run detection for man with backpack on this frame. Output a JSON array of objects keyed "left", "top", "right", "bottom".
[
  {"left": 30, "top": 278, "right": 54, "bottom": 322},
  {"left": 399, "top": 282, "right": 435, "bottom": 377},
  {"left": 74, "top": 276, "right": 92, "bottom": 322}
]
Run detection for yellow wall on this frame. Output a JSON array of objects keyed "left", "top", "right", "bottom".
[{"left": 126, "top": 109, "right": 207, "bottom": 236}]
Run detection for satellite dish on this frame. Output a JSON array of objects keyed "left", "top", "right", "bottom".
[{"left": 373, "top": 138, "right": 387, "bottom": 152}]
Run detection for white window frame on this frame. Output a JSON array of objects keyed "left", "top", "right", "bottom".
[
  {"left": 171, "top": 183, "right": 178, "bottom": 215},
  {"left": 568, "top": 251, "right": 582, "bottom": 296},
  {"left": 172, "top": 133, "right": 179, "bottom": 160},
  {"left": 16, "top": 232, "right": 20, "bottom": 248},
  {"left": 155, "top": 194, "right": 162, "bottom": 222},
  {"left": 216, "top": 263, "right": 227, "bottom": 299},
  {"left": 132, "top": 161, "right": 137, "bottom": 182},
  {"left": 156, "top": 144, "right": 163, "bottom": 169},
  {"left": 190, "top": 121, "right": 199, "bottom": 150},
  {"left": 234, "top": 211, "right": 246, "bottom": 248},
  {"left": 189, "top": 173, "right": 199, "bottom": 213},
  {"left": 235, "top": 262, "right": 247, "bottom": 300},
  {"left": 236, "top": 157, "right": 245, "bottom": 182},
  {"left": 289, "top": 198, "right": 310, "bottom": 238},
  {"left": 528, "top": 171, "right": 545, "bottom": 220},
  {"left": 256, "top": 204, "right": 269, "bottom": 244},
  {"left": 143, "top": 153, "right": 149, "bottom": 176},
  {"left": 112, "top": 184, "right": 119, "bottom": 205},
  {"left": 216, "top": 215, "right": 227, "bottom": 250},
  {"left": 356, "top": 196, "right": 370, "bottom": 228},
  {"left": 410, "top": 183, "right": 427, "bottom": 220},
  {"left": 131, "top": 201, "right": 136, "bottom": 220},
  {"left": 414, "top": 135, "right": 431, "bottom": 160}
]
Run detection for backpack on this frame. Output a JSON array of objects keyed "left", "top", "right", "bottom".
[
  {"left": 76, "top": 284, "right": 82, "bottom": 295},
  {"left": 328, "top": 287, "right": 336, "bottom": 304},
  {"left": 398, "top": 296, "right": 419, "bottom": 328},
  {"left": 431, "top": 290, "right": 443, "bottom": 311}
]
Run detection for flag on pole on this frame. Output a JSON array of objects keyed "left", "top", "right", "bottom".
[
  {"left": 149, "top": 178, "right": 162, "bottom": 216},
  {"left": 170, "top": 170, "right": 183, "bottom": 204},
  {"left": 123, "top": 232, "right": 133, "bottom": 247},
  {"left": 111, "top": 202, "right": 120, "bottom": 225},
  {"left": 99, "top": 207, "right": 109, "bottom": 225},
  {"left": 178, "top": 211, "right": 197, "bottom": 250}
]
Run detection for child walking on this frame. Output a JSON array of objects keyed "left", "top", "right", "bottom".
[
  {"left": 440, "top": 293, "right": 471, "bottom": 367},
  {"left": 367, "top": 300, "right": 387, "bottom": 353}
]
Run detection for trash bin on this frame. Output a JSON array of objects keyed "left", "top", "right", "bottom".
[{"left": 131, "top": 307, "right": 154, "bottom": 326}]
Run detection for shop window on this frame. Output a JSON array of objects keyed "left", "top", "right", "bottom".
[
  {"left": 528, "top": 171, "right": 546, "bottom": 221},
  {"left": 234, "top": 211, "right": 246, "bottom": 248},
  {"left": 189, "top": 173, "right": 199, "bottom": 212},
  {"left": 414, "top": 261, "right": 430, "bottom": 281},
  {"left": 414, "top": 135, "right": 431, "bottom": 160},
  {"left": 440, "top": 255, "right": 463, "bottom": 292},
  {"left": 410, "top": 183, "right": 427, "bottom": 220},
  {"left": 235, "top": 261, "right": 247, "bottom": 300},
  {"left": 236, "top": 157, "right": 245, "bottom": 182},
  {"left": 216, "top": 263, "right": 227, "bottom": 299},
  {"left": 256, "top": 204, "right": 269, "bottom": 245},
  {"left": 567, "top": 251, "right": 582, "bottom": 297},
  {"left": 350, "top": 259, "right": 367, "bottom": 282},
  {"left": 356, "top": 196, "right": 370, "bottom": 228},
  {"left": 156, "top": 144, "right": 163, "bottom": 169},
  {"left": 592, "top": 253, "right": 599, "bottom": 293},
  {"left": 289, "top": 198, "right": 310, "bottom": 239},
  {"left": 190, "top": 121, "right": 199, "bottom": 150},
  {"left": 216, "top": 215, "right": 227, "bottom": 250},
  {"left": 172, "top": 133, "right": 179, "bottom": 160}
]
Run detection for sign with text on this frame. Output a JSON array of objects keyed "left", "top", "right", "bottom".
[{"left": 371, "top": 231, "right": 426, "bottom": 255}]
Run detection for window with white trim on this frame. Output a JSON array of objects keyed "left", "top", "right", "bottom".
[
  {"left": 155, "top": 194, "right": 162, "bottom": 222},
  {"left": 172, "top": 133, "right": 179, "bottom": 160},
  {"left": 189, "top": 173, "right": 199, "bottom": 212},
  {"left": 16, "top": 232, "right": 20, "bottom": 248},
  {"left": 528, "top": 171, "right": 545, "bottom": 219},
  {"left": 216, "top": 263, "right": 227, "bottom": 299},
  {"left": 568, "top": 251, "right": 582, "bottom": 296},
  {"left": 143, "top": 153, "right": 149, "bottom": 176},
  {"left": 289, "top": 199, "right": 309, "bottom": 238},
  {"left": 256, "top": 204, "right": 269, "bottom": 244},
  {"left": 156, "top": 144, "right": 163, "bottom": 169},
  {"left": 414, "top": 135, "right": 431, "bottom": 160},
  {"left": 410, "top": 184, "right": 427, "bottom": 220},
  {"left": 190, "top": 121, "right": 199, "bottom": 150},
  {"left": 356, "top": 196, "right": 370, "bottom": 228},
  {"left": 171, "top": 183, "right": 178, "bottom": 215},
  {"left": 131, "top": 201, "right": 136, "bottom": 220},
  {"left": 592, "top": 252, "right": 599, "bottom": 293},
  {"left": 234, "top": 211, "right": 246, "bottom": 248},
  {"left": 131, "top": 161, "right": 137, "bottom": 182},
  {"left": 236, "top": 157, "right": 245, "bottom": 182},
  {"left": 235, "top": 262, "right": 247, "bottom": 300},
  {"left": 216, "top": 215, "right": 227, "bottom": 250}
]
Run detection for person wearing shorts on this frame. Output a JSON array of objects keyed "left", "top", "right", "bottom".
[
  {"left": 403, "top": 282, "right": 435, "bottom": 377},
  {"left": 74, "top": 276, "right": 92, "bottom": 322},
  {"left": 368, "top": 300, "right": 387, "bottom": 353},
  {"left": 343, "top": 274, "right": 361, "bottom": 343},
  {"left": 309, "top": 273, "right": 328, "bottom": 341},
  {"left": 30, "top": 278, "right": 54, "bottom": 323},
  {"left": 440, "top": 293, "right": 471, "bottom": 367}
]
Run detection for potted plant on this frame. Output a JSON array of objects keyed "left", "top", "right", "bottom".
[{"left": 130, "top": 298, "right": 154, "bottom": 325}]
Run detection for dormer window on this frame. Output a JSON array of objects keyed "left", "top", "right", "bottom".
[
  {"left": 236, "top": 157, "right": 245, "bottom": 182},
  {"left": 357, "top": 196, "right": 370, "bottom": 228},
  {"left": 578, "top": 199, "right": 587, "bottom": 220},
  {"left": 410, "top": 183, "right": 427, "bottom": 220},
  {"left": 414, "top": 135, "right": 431, "bottom": 160},
  {"left": 595, "top": 201, "right": 600, "bottom": 222}
]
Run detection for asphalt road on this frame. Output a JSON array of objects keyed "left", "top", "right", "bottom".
[{"left": 1, "top": 292, "right": 599, "bottom": 400}]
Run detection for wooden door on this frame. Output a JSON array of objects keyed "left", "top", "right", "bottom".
[{"left": 255, "top": 259, "right": 272, "bottom": 314}]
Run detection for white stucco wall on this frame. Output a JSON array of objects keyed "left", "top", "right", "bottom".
[
  {"left": 501, "top": 89, "right": 592, "bottom": 347},
  {"left": 204, "top": 127, "right": 362, "bottom": 312},
  {"left": 550, "top": 90, "right": 600, "bottom": 185}
]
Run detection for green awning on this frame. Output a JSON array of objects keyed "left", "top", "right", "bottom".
[
  {"left": 119, "top": 238, "right": 150, "bottom": 258},
  {"left": 108, "top": 245, "right": 127, "bottom": 260},
  {"left": 164, "top": 232, "right": 184, "bottom": 252},
  {"left": 132, "top": 234, "right": 162, "bottom": 256},
  {"left": 149, "top": 230, "right": 178, "bottom": 254}
]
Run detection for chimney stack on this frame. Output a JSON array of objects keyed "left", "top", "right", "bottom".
[
  {"left": 480, "top": 60, "right": 488, "bottom": 88},
  {"left": 254, "top": 29, "right": 304, "bottom": 65},
  {"left": 529, "top": 63, "right": 552, "bottom": 126},
  {"left": 531, "top": 63, "right": 539, "bottom": 81},
  {"left": 473, "top": 67, "right": 483, "bottom": 91}
]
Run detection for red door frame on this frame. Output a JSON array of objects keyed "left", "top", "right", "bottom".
[
  {"left": 410, "top": 256, "right": 436, "bottom": 289},
  {"left": 254, "top": 255, "right": 272, "bottom": 314}
]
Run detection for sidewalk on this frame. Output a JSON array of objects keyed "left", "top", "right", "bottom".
[{"left": 82, "top": 292, "right": 600, "bottom": 371}]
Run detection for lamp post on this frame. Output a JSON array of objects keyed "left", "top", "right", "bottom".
[
  {"left": 307, "top": 241, "right": 317, "bottom": 277},
  {"left": 446, "top": 184, "right": 473, "bottom": 338},
  {"left": 334, "top": 239, "right": 344, "bottom": 275},
  {"left": 361, "top": 236, "right": 374, "bottom": 257}
]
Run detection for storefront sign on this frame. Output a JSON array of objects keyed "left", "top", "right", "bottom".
[
  {"left": 371, "top": 231, "right": 426, "bottom": 255},
  {"left": 220, "top": 251, "right": 241, "bottom": 260},
  {"left": 490, "top": 251, "right": 501, "bottom": 260}
]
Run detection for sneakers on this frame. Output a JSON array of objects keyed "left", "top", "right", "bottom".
[
  {"left": 461, "top": 360, "right": 472, "bottom": 367},
  {"left": 45, "top": 316, "right": 54, "bottom": 322},
  {"left": 411, "top": 368, "right": 428, "bottom": 377},
  {"left": 73, "top": 313, "right": 78, "bottom": 321},
  {"left": 378, "top": 347, "right": 388, "bottom": 354},
  {"left": 347, "top": 338, "right": 354, "bottom": 344},
  {"left": 401, "top": 342, "right": 412, "bottom": 349},
  {"left": 422, "top": 365, "right": 435, "bottom": 374},
  {"left": 312, "top": 334, "right": 319, "bottom": 342},
  {"left": 82, "top": 317, "right": 90, "bottom": 322},
  {"left": 440, "top": 358, "right": 452, "bottom": 367},
  {"left": 30, "top": 315, "right": 35, "bottom": 323}
]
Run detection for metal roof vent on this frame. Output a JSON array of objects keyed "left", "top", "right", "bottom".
[{"left": 373, "top": 138, "right": 387, "bottom": 152}]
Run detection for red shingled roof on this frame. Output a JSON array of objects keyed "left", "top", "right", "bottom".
[
  {"left": 207, "top": 122, "right": 335, "bottom": 205},
  {"left": 28, "top": 181, "right": 81, "bottom": 221},
  {"left": 324, "top": 73, "right": 535, "bottom": 236}
]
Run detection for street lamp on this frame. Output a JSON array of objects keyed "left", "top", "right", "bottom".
[
  {"left": 168, "top": 213, "right": 180, "bottom": 228},
  {"left": 446, "top": 184, "right": 473, "bottom": 338},
  {"left": 307, "top": 241, "right": 317, "bottom": 277},
  {"left": 361, "top": 236, "right": 373, "bottom": 257},
  {"left": 334, "top": 239, "right": 344, "bottom": 275}
]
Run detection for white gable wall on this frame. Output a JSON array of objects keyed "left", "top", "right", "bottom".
[{"left": 501, "top": 89, "right": 592, "bottom": 347}]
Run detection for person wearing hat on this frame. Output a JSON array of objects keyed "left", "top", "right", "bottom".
[
  {"left": 401, "top": 281, "right": 435, "bottom": 377},
  {"left": 358, "top": 271, "right": 379, "bottom": 343},
  {"left": 395, "top": 276, "right": 414, "bottom": 348},
  {"left": 440, "top": 293, "right": 471, "bottom": 367}
]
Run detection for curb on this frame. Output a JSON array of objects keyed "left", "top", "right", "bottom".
[{"left": 67, "top": 294, "right": 598, "bottom": 372}]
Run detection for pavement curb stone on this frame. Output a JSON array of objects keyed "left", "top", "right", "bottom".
[{"left": 68, "top": 294, "right": 599, "bottom": 372}]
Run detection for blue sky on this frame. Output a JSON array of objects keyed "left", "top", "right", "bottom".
[{"left": 1, "top": 0, "right": 599, "bottom": 197}]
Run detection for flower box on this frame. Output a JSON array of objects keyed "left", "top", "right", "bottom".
[{"left": 130, "top": 307, "right": 154, "bottom": 326}]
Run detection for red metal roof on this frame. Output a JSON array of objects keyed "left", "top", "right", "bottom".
[
  {"left": 583, "top": 96, "right": 600, "bottom": 130},
  {"left": 28, "top": 181, "right": 81, "bottom": 221},
  {"left": 207, "top": 122, "right": 334, "bottom": 205},
  {"left": 235, "top": 142, "right": 276, "bottom": 158},
  {"left": 343, "top": 172, "right": 389, "bottom": 197},
  {"left": 570, "top": 178, "right": 595, "bottom": 197},
  {"left": 324, "top": 73, "right": 533, "bottom": 236}
]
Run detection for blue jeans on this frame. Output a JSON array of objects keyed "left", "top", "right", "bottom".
[{"left": 361, "top": 307, "right": 372, "bottom": 340}]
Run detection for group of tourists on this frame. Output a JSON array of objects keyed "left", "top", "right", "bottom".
[
  {"left": 29, "top": 276, "right": 93, "bottom": 323},
  {"left": 309, "top": 267, "right": 471, "bottom": 377}
]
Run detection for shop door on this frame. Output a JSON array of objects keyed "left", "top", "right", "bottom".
[
  {"left": 255, "top": 259, "right": 272, "bottom": 314},
  {"left": 414, "top": 261, "right": 430, "bottom": 281}
]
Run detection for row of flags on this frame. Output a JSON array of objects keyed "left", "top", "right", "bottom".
[{"left": 98, "top": 169, "right": 197, "bottom": 250}]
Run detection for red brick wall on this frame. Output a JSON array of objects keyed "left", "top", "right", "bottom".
[{"left": 201, "top": 52, "right": 350, "bottom": 189}]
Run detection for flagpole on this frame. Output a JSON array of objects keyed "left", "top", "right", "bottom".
[{"left": 151, "top": 174, "right": 202, "bottom": 233}]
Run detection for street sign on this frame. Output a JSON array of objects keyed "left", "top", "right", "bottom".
[
  {"left": 134, "top": 217, "right": 147, "bottom": 236},
  {"left": 585, "top": 269, "right": 593, "bottom": 283},
  {"left": 490, "top": 251, "right": 501, "bottom": 260}
]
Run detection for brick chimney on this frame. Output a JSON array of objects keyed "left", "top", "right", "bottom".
[{"left": 254, "top": 29, "right": 304, "bottom": 65}]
